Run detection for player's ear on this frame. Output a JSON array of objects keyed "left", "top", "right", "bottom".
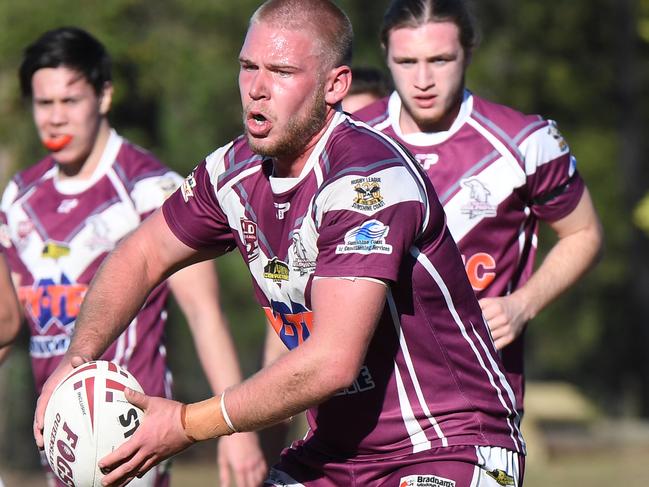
[
  {"left": 324, "top": 65, "right": 352, "bottom": 106},
  {"left": 98, "top": 81, "right": 113, "bottom": 116}
]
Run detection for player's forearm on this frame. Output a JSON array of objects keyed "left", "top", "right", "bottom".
[
  {"left": 192, "top": 313, "right": 244, "bottom": 394},
  {"left": 513, "top": 222, "right": 603, "bottom": 320},
  {"left": 217, "top": 338, "right": 350, "bottom": 433},
  {"left": 68, "top": 235, "right": 161, "bottom": 359},
  {"left": 0, "top": 262, "right": 21, "bottom": 346},
  {"left": 170, "top": 262, "right": 245, "bottom": 393}
]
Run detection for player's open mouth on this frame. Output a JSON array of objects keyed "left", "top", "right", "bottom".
[
  {"left": 43, "top": 134, "right": 73, "bottom": 152},
  {"left": 246, "top": 112, "right": 271, "bottom": 136}
]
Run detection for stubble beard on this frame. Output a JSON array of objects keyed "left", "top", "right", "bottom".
[{"left": 244, "top": 88, "right": 327, "bottom": 160}]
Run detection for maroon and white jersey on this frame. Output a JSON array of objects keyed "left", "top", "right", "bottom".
[
  {"left": 1, "top": 130, "right": 181, "bottom": 397},
  {"left": 355, "top": 91, "right": 585, "bottom": 410},
  {"left": 163, "top": 110, "right": 525, "bottom": 459}
]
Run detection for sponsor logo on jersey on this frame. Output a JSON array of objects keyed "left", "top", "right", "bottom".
[
  {"left": 56, "top": 198, "right": 79, "bottom": 214},
  {"left": 18, "top": 274, "right": 87, "bottom": 335},
  {"left": 158, "top": 177, "right": 179, "bottom": 199},
  {"left": 352, "top": 177, "right": 385, "bottom": 211},
  {"left": 548, "top": 121, "right": 568, "bottom": 152},
  {"left": 181, "top": 171, "right": 197, "bottom": 202},
  {"left": 264, "top": 301, "right": 312, "bottom": 350},
  {"left": 461, "top": 178, "right": 497, "bottom": 218},
  {"left": 399, "top": 474, "right": 456, "bottom": 487},
  {"left": 291, "top": 232, "right": 316, "bottom": 276},
  {"left": 0, "top": 223, "right": 10, "bottom": 248},
  {"left": 463, "top": 252, "right": 496, "bottom": 291},
  {"left": 334, "top": 365, "right": 375, "bottom": 396},
  {"left": 30, "top": 334, "right": 70, "bottom": 357},
  {"left": 486, "top": 469, "right": 515, "bottom": 486},
  {"left": 241, "top": 218, "right": 260, "bottom": 262},
  {"left": 263, "top": 257, "right": 290, "bottom": 283},
  {"left": 336, "top": 220, "right": 393, "bottom": 255},
  {"left": 42, "top": 241, "right": 71, "bottom": 259},
  {"left": 85, "top": 215, "right": 115, "bottom": 252},
  {"left": 415, "top": 153, "right": 439, "bottom": 170},
  {"left": 274, "top": 202, "right": 291, "bottom": 220}
]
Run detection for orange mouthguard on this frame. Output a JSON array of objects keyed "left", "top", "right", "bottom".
[{"left": 43, "top": 135, "right": 73, "bottom": 151}]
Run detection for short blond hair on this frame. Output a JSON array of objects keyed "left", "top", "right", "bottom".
[{"left": 251, "top": 0, "right": 353, "bottom": 70}]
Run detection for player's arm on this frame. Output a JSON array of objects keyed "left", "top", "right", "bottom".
[
  {"left": 262, "top": 318, "right": 288, "bottom": 367},
  {"left": 481, "top": 188, "right": 603, "bottom": 349},
  {"left": 0, "top": 253, "right": 20, "bottom": 347},
  {"left": 97, "top": 276, "right": 387, "bottom": 486},
  {"left": 33, "top": 208, "right": 215, "bottom": 448},
  {"left": 167, "top": 263, "right": 267, "bottom": 487}
]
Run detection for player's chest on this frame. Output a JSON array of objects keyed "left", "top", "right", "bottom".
[
  {"left": 7, "top": 180, "right": 140, "bottom": 268},
  {"left": 236, "top": 191, "right": 319, "bottom": 300}
]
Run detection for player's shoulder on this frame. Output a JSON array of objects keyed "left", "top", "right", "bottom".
[
  {"left": 204, "top": 134, "right": 265, "bottom": 182},
  {"left": 471, "top": 94, "right": 549, "bottom": 139},
  {"left": 351, "top": 96, "right": 391, "bottom": 127},
  {"left": 114, "top": 137, "right": 172, "bottom": 181},
  {"left": 12, "top": 156, "right": 55, "bottom": 187},
  {"left": 5, "top": 156, "right": 55, "bottom": 201},
  {"left": 325, "top": 113, "right": 417, "bottom": 181}
]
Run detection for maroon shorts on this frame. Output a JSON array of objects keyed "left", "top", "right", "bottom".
[{"left": 264, "top": 442, "right": 524, "bottom": 487}]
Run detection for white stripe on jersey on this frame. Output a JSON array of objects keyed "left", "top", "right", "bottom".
[
  {"left": 518, "top": 121, "right": 570, "bottom": 176},
  {"left": 466, "top": 117, "right": 526, "bottom": 183},
  {"left": 409, "top": 246, "right": 525, "bottom": 453},
  {"left": 387, "top": 290, "right": 447, "bottom": 451},
  {"left": 345, "top": 115, "right": 431, "bottom": 234},
  {"left": 443, "top": 154, "right": 526, "bottom": 243},
  {"left": 470, "top": 323, "right": 525, "bottom": 453},
  {"left": 314, "top": 166, "right": 424, "bottom": 221},
  {"left": 393, "top": 363, "right": 432, "bottom": 453}
]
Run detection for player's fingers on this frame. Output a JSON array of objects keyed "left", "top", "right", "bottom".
[
  {"left": 493, "top": 334, "right": 513, "bottom": 351},
  {"left": 478, "top": 299, "right": 499, "bottom": 321},
  {"left": 99, "top": 438, "right": 140, "bottom": 474},
  {"left": 218, "top": 457, "right": 231, "bottom": 487},
  {"left": 100, "top": 450, "right": 147, "bottom": 486},
  {"left": 134, "top": 456, "right": 157, "bottom": 479},
  {"left": 32, "top": 416, "right": 44, "bottom": 449},
  {"left": 248, "top": 462, "right": 268, "bottom": 487},
  {"left": 70, "top": 355, "right": 92, "bottom": 368},
  {"left": 124, "top": 387, "right": 149, "bottom": 410}
]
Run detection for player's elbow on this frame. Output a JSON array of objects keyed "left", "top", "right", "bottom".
[
  {"left": 314, "top": 353, "right": 366, "bottom": 395},
  {"left": 587, "top": 218, "right": 605, "bottom": 266}
]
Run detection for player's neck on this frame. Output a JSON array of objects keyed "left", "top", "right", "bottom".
[
  {"left": 57, "top": 121, "right": 112, "bottom": 181},
  {"left": 273, "top": 110, "right": 335, "bottom": 178}
]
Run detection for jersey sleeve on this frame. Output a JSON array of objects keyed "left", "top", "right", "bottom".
[
  {"left": 313, "top": 165, "right": 428, "bottom": 283},
  {"left": 162, "top": 160, "right": 237, "bottom": 254},
  {"left": 131, "top": 171, "right": 184, "bottom": 218},
  {"left": 522, "top": 120, "right": 585, "bottom": 222}
]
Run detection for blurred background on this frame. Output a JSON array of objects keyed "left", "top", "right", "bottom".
[{"left": 1, "top": 0, "right": 648, "bottom": 485}]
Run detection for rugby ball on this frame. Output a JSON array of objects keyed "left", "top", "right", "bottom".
[{"left": 43, "top": 360, "right": 146, "bottom": 487}]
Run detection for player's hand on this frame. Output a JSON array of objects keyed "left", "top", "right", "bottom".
[
  {"left": 98, "top": 388, "right": 193, "bottom": 486},
  {"left": 479, "top": 295, "right": 530, "bottom": 350},
  {"left": 217, "top": 432, "right": 267, "bottom": 487},
  {"left": 33, "top": 354, "right": 90, "bottom": 448}
]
